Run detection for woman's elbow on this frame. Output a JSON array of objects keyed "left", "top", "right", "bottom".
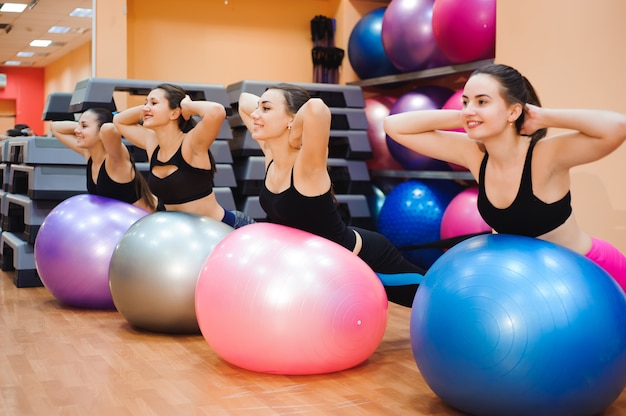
[{"left": 615, "top": 114, "right": 626, "bottom": 142}]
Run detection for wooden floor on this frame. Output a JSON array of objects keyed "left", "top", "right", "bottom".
[{"left": 1, "top": 271, "right": 625, "bottom": 416}]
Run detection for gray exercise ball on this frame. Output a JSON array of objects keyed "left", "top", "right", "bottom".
[{"left": 109, "top": 211, "right": 234, "bottom": 334}]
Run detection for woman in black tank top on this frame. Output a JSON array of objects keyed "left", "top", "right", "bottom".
[
  {"left": 51, "top": 108, "right": 157, "bottom": 212},
  {"left": 384, "top": 63, "right": 626, "bottom": 291},
  {"left": 113, "top": 83, "right": 254, "bottom": 228},
  {"left": 239, "top": 83, "right": 425, "bottom": 307}
]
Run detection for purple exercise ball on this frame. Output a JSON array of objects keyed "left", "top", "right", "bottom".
[
  {"left": 34, "top": 194, "right": 149, "bottom": 309},
  {"left": 381, "top": 0, "right": 449, "bottom": 72},
  {"left": 386, "top": 85, "right": 454, "bottom": 170}
]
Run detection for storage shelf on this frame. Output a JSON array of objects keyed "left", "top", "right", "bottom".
[
  {"left": 347, "top": 59, "right": 494, "bottom": 87},
  {"left": 370, "top": 169, "right": 475, "bottom": 181}
]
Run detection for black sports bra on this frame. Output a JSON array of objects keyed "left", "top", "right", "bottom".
[
  {"left": 148, "top": 145, "right": 215, "bottom": 205},
  {"left": 86, "top": 158, "right": 139, "bottom": 205},
  {"left": 477, "top": 140, "right": 572, "bottom": 237}
]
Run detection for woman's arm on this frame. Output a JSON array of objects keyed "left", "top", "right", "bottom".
[
  {"left": 112, "top": 105, "right": 150, "bottom": 150},
  {"left": 99, "top": 123, "right": 128, "bottom": 164},
  {"left": 294, "top": 98, "right": 331, "bottom": 169},
  {"left": 524, "top": 105, "right": 626, "bottom": 168},
  {"left": 181, "top": 96, "right": 226, "bottom": 152},
  {"left": 50, "top": 121, "right": 85, "bottom": 156},
  {"left": 384, "top": 109, "right": 478, "bottom": 169},
  {"left": 238, "top": 92, "right": 258, "bottom": 133},
  {"left": 238, "top": 92, "right": 270, "bottom": 157}
]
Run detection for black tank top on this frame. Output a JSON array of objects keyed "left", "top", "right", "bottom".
[
  {"left": 259, "top": 161, "right": 356, "bottom": 249},
  {"left": 87, "top": 158, "right": 139, "bottom": 205},
  {"left": 149, "top": 145, "right": 214, "bottom": 204},
  {"left": 477, "top": 140, "right": 572, "bottom": 237}
]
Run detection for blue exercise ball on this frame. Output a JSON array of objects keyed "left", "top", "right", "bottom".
[
  {"left": 377, "top": 179, "right": 462, "bottom": 269},
  {"left": 348, "top": 7, "right": 400, "bottom": 80},
  {"left": 411, "top": 234, "right": 626, "bottom": 416}
]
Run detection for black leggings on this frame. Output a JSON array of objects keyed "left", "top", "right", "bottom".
[{"left": 350, "top": 226, "right": 424, "bottom": 307}]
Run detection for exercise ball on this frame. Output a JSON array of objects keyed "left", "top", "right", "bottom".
[
  {"left": 109, "top": 212, "right": 233, "bottom": 334},
  {"left": 381, "top": 0, "right": 445, "bottom": 72},
  {"left": 195, "top": 222, "right": 388, "bottom": 375},
  {"left": 348, "top": 7, "right": 400, "bottom": 79},
  {"left": 386, "top": 85, "right": 454, "bottom": 170},
  {"left": 441, "top": 89, "right": 468, "bottom": 171},
  {"left": 432, "top": 0, "right": 496, "bottom": 64},
  {"left": 378, "top": 179, "right": 462, "bottom": 269},
  {"left": 366, "top": 184, "right": 387, "bottom": 228},
  {"left": 411, "top": 234, "right": 626, "bottom": 416},
  {"left": 34, "top": 194, "right": 149, "bottom": 309},
  {"left": 440, "top": 186, "right": 490, "bottom": 239},
  {"left": 364, "top": 95, "right": 403, "bottom": 171},
  {"left": 441, "top": 89, "right": 464, "bottom": 130}
]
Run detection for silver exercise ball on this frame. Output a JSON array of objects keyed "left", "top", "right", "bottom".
[{"left": 109, "top": 211, "right": 234, "bottom": 334}]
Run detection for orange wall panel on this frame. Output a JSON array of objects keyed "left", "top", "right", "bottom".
[
  {"left": 496, "top": 0, "right": 626, "bottom": 250},
  {"left": 125, "top": 0, "right": 332, "bottom": 85}
]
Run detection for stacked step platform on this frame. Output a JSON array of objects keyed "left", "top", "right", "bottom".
[{"left": 0, "top": 119, "right": 87, "bottom": 287}]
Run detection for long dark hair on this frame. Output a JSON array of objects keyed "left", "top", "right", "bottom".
[
  {"left": 471, "top": 64, "right": 547, "bottom": 142},
  {"left": 266, "top": 83, "right": 311, "bottom": 115},
  {"left": 153, "top": 83, "right": 216, "bottom": 171}
]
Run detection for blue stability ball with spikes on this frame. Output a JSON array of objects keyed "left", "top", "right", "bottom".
[{"left": 377, "top": 179, "right": 462, "bottom": 269}]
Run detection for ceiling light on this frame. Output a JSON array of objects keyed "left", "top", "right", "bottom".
[
  {"left": 69, "top": 7, "right": 92, "bottom": 18},
  {"left": 48, "top": 26, "right": 71, "bottom": 34},
  {"left": 16, "top": 51, "right": 35, "bottom": 57},
  {"left": 0, "top": 3, "right": 28, "bottom": 12},
  {"left": 4, "top": 61, "right": 22, "bottom": 65},
  {"left": 30, "top": 39, "right": 52, "bottom": 47}
]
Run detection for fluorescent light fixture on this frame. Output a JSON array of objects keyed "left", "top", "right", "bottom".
[
  {"left": 69, "top": 7, "right": 92, "bottom": 18},
  {"left": 0, "top": 3, "right": 28, "bottom": 12},
  {"left": 48, "top": 26, "right": 71, "bottom": 34},
  {"left": 16, "top": 51, "right": 35, "bottom": 57},
  {"left": 4, "top": 61, "right": 22, "bottom": 66},
  {"left": 30, "top": 39, "right": 52, "bottom": 47}
]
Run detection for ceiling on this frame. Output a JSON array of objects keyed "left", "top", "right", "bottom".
[{"left": 0, "top": 0, "right": 93, "bottom": 67}]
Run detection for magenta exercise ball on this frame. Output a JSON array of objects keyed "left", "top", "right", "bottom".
[
  {"left": 386, "top": 85, "right": 454, "bottom": 170},
  {"left": 34, "top": 194, "right": 149, "bottom": 309},
  {"left": 441, "top": 89, "right": 468, "bottom": 171},
  {"left": 440, "top": 187, "right": 491, "bottom": 239},
  {"left": 195, "top": 223, "right": 389, "bottom": 375},
  {"left": 365, "top": 95, "right": 403, "bottom": 171},
  {"left": 432, "top": 0, "right": 496, "bottom": 64},
  {"left": 381, "top": 0, "right": 448, "bottom": 72}
]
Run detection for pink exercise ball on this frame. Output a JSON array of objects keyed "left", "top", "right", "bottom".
[
  {"left": 365, "top": 95, "right": 403, "bottom": 171},
  {"left": 34, "top": 194, "right": 149, "bottom": 309},
  {"left": 195, "top": 222, "right": 389, "bottom": 375},
  {"left": 432, "top": 0, "right": 496, "bottom": 64},
  {"left": 440, "top": 187, "right": 491, "bottom": 239},
  {"left": 441, "top": 89, "right": 469, "bottom": 171}
]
